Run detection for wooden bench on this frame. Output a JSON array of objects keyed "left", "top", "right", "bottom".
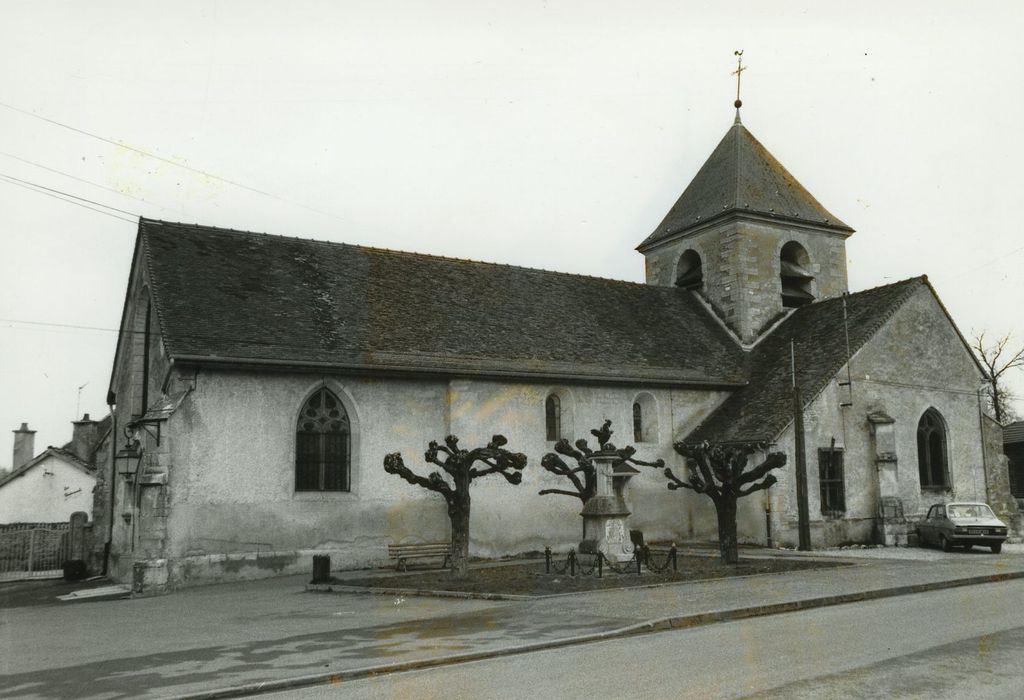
[{"left": 387, "top": 542, "right": 452, "bottom": 571}]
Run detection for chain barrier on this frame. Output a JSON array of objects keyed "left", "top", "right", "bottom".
[
  {"left": 575, "top": 552, "right": 599, "bottom": 576},
  {"left": 598, "top": 551, "right": 639, "bottom": 575},
  {"left": 543, "top": 544, "right": 678, "bottom": 577},
  {"left": 643, "top": 545, "right": 679, "bottom": 573}
]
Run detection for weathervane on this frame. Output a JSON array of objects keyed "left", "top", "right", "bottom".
[{"left": 732, "top": 50, "right": 746, "bottom": 120}]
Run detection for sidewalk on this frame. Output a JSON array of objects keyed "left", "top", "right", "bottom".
[{"left": 3, "top": 548, "right": 1024, "bottom": 699}]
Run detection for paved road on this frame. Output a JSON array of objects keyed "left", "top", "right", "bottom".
[{"left": 260, "top": 578, "right": 1024, "bottom": 699}]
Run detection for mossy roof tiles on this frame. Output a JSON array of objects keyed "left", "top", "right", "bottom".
[{"left": 138, "top": 219, "right": 747, "bottom": 386}]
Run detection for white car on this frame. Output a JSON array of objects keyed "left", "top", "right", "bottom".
[{"left": 917, "top": 502, "right": 1008, "bottom": 553}]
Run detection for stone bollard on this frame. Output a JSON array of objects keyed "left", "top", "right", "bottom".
[{"left": 311, "top": 554, "right": 331, "bottom": 584}]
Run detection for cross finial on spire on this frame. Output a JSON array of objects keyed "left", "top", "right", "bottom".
[{"left": 732, "top": 50, "right": 746, "bottom": 123}]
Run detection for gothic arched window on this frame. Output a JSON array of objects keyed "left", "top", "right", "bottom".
[
  {"left": 780, "top": 241, "right": 815, "bottom": 308},
  {"left": 545, "top": 394, "right": 561, "bottom": 442},
  {"left": 917, "top": 408, "right": 948, "bottom": 489},
  {"left": 296, "top": 388, "right": 350, "bottom": 492}
]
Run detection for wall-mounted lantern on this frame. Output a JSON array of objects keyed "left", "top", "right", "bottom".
[{"left": 115, "top": 425, "right": 143, "bottom": 481}]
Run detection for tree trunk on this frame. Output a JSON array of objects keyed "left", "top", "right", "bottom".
[
  {"left": 715, "top": 496, "right": 739, "bottom": 564},
  {"left": 449, "top": 493, "right": 471, "bottom": 579}
]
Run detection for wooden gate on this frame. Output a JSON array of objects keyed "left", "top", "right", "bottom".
[{"left": 0, "top": 523, "right": 71, "bottom": 581}]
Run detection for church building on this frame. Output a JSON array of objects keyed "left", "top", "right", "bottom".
[{"left": 95, "top": 105, "right": 1016, "bottom": 591}]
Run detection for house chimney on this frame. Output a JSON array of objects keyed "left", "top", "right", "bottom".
[
  {"left": 12, "top": 423, "right": 36, "bottom": 469},
  {"left": 70, "top": 413, "right": 100, "bottom": 463}
]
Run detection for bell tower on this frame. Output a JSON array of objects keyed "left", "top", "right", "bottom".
[{"left": 637, "top": 66, "right": 853, "bottom": 343}]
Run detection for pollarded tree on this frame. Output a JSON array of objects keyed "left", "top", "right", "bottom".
[
  {"left": 661, "top": 441, "right": 786, "bottom": 564},
  {"left": 538, "top": 419, "right": 664, "bottom": 503},
  {"left": 383, "top": 434, "right": 527, "bottom": 578}
]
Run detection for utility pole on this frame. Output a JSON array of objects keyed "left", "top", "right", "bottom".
[{"left": 791, "top": 342, "right": 812, "bottom": 550}]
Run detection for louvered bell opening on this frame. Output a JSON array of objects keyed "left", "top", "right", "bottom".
[
  {"left": 676, "top": 265, "right": 703, "bottom": 291},
  {"left": 781, "top": 279, "right": 815, "bottom": 308},
  {"left": 780, "top": 259, "right": 814, "bottom": 279}
]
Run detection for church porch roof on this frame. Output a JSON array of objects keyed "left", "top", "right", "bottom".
[{"left": 686, "top": 277, "right": 929, "bottom": 445}]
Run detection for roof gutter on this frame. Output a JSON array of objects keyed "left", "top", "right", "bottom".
[{"left": 169, "top": 354, "right": 748, "bottom": 391}]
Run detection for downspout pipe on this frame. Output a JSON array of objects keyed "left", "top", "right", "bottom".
[
  {"left": 104, "top": 401, "right": 117, "bottom": 576},
  {"left": 977, "top": 385, "right": 990, "bottom": 505}
]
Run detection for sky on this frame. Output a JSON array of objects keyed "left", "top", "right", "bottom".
[{"left": 1, "top": 1, "right": 1023, "bottom": 468}]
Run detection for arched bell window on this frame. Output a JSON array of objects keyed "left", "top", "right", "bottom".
[
  {"left": 917, "top": 408, "right": 948, "bottom": 489},
  {"left": 675, "top": 249, "right": 703, "bottom": 291},
  {"left": 296, "top": 388, "right": 351, "bottom": 491},
  {"left": 780, "top": 241, "right": 815, "bottom": 308}
]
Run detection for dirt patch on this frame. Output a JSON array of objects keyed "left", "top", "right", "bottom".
[{"left": 333, "top": 556, "right": 846, "bottom": 596}]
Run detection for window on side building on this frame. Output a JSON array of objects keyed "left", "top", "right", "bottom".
[
  {"left": 818, "top": 447, "right": 845, "bottom": 515},
  {"left": 917, "top": 408, "right": 949, "bottom": 489},
  {"left": 296, "top": 387, "right": 350, "bottom": 492}
]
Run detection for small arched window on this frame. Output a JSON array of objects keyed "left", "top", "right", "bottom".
[
  {"left": 632, "top": 393, "right": 658, "bottom": 443},
  {"left": 780, "top": 241, "right": 814, "bottom": 308},
  {"left": 675, "top": 250, "right": 703, "bottom": 291},
  {"left": 545, "top": 394, "right": 561, "bottom": 442},
  {"left": 917, "top": 408, "right": 948, "bottom": 489},
  {"left": 296, "top": 388, "right": 351, "bottom": 492}
]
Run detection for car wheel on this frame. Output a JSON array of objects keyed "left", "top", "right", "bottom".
[
  {"left": 991, "top": 543, "right": 1002, "bottom": 554},
  {"left": 941, "top": 536, "right": 955, "bottom": 552}
]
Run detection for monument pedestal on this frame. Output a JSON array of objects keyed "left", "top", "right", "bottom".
[{"left": 579, "top": 453, "right": 639, "bottom": 563}]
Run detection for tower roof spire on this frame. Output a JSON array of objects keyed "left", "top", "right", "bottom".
[{"left": 732, "top": 50, "right": 746, "bottom": 124}]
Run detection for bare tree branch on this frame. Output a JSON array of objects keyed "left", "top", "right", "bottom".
[{"left": 972, "top": 331, "right": 1024, "bottom": 424}]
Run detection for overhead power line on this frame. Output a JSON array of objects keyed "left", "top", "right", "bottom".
[
  {"left": 0, "top": 174, "right": 137, "bottom": 224},
  {"left": 0, "top": 171, "right": 138, "bottom": 217},
  {"left": 0, "top": 150, "right": 162, "bottom": 209},
  {"left": 0, "top": 100, "right": 345, "bottom": 221}
]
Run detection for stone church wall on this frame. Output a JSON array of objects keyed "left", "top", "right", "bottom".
[
  {"left": 761, "top": 286, "right": 989, "bottom": 548},
  {"left": 140, "top": 368, "right": 734, "bottom": 587}
]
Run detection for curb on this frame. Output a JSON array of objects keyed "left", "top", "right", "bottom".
[
  {"left": 306, "top": 558, "right": 857, "bottom": 601},
  {"left": 169, "top": 568, "right": 1024, "bottom": 700},
  {"left": 306, "top": 583, "right": 534, "bottom": 601}
]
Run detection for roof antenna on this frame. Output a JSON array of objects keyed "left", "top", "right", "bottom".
[{"left": 732, "top": 50, "right": 746, "bottom": 124}]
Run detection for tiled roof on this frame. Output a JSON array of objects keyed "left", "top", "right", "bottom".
[
  {"left": 638, "top": 121, "right": 853, "bottom": 250},
  {"left": 139, "top": 219, "right": 747, "bottom": 386},
  {"left": 1005, "top": 421, "right": 1024, "bottom": 445},
  {"left": 0, "top": 447, "right": 96, "bottom": 490},
  {"left": 687, "top": 277, "right": 927, "bottom": 444}
]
